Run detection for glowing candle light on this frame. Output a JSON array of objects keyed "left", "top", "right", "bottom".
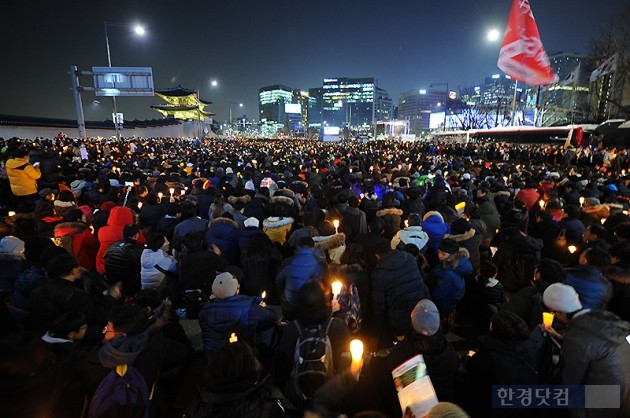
[
  {"left": 261, "top": 291, "right": 266, "bottom": 300},
  {"left": 169, "top": 187, "right": 175, "bottom": 197},
  {"left": 333, "top": 219, "right": 340, "bottom": 234},
  {"left": 538, "top": 200, "right": 545, "bottom": 209},
  {"left": 180, "top": 189, "right": 185, "bottom": 196},
  {"left": 601, "top": 218, "right": 606, "bottom": 225},
  {"left": 542, "top": 312, "right": 554, "bottom": 328},
  {"left": 331, "top": 281, "right": 343, "bottom": 297},
  {"left": 157, "top": 192, "right": 163, "bottom": 203},
  {"left": 229, "top": 333, "right": 238, "bottom": 343},
  {"left": 568, "top": 245, "right": 577, "bottom": 254},
  {"left": 579, "top": 196, "right": 585, "bottom": 206},
  {"left": 405, "top": 220, "right": 409, "bottom": 228},
  {"left": 350, "top": 339, "right": 364, "bottom": 364},
  {"left": 8, "top": 211, "right": 15, "bottom": 217},
  {"left": 137, "top": 202, "right": 143, "bottom": 210}
]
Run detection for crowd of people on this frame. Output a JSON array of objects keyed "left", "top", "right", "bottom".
[{"left": 0, "top": 133, "right": 629, "bottom": 418}]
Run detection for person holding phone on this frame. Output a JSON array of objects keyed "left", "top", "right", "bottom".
[{"left": 6, "top": 147, "right": 41, "bottom": 204}]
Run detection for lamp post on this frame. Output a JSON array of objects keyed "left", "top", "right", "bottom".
[
  {"left": 430, "top": 82, "right": 449, "bottom": 131},
  {"left": 228, "top": 102, "right": 243, "bottom": 134},
  {"left": 103, "top": 21, "right": 145, "bottom": 140}
]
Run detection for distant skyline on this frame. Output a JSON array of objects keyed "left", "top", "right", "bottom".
[{"left": 0, "top": 0, "right": 626, "bottom": 122}]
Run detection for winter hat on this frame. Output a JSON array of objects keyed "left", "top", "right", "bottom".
[
  {"left": 543, "top": 283, "right": 582, "bottom": 313},
  {"left": 411, "top": 299, "right": 440, "bottom": 336},
  {"left": 244, "top": 180, "right": 255, "bottom": 191},
  {"left": 584, "top": 197, "right": 600, "bottom": 207},
  {"left": 243, "top": 217, "right": 260, "bottom": 228},
  {"left": 24, "top": 235, "right": 56, "bottom": 265},
  {"left": 212, "top": 272, "right": 239, "bottom": 299},
  {"left": 438, "top": 238, "right": 460, "bottom": 255},
  {"left": 225, "top": 167, "right": 234, "bottom": 174},
  {"left": 0, "top": 236, "right": 25, "bottom": 256},
  {"left": 450, "top": 218, "right": 472, "bottom": 236},
  {"left": 78, "top": 205, "right": 94, "bottom": 222}
]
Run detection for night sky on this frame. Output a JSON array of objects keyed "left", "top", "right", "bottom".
[{"left": 0, "top": 0, "right": 626, "bottom": 123}]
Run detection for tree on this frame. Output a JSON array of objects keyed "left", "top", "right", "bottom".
[{"left": 589, "top": 6, "right": 630, "bottom": 121}]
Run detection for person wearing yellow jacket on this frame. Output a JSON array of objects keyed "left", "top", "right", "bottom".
[{"left": 6, "top": 148, "right": 41, "bottom": 202}]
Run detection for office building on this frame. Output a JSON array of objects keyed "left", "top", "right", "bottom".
[{"left": 258, "top": 84, "right": 293, "bottom": 136}]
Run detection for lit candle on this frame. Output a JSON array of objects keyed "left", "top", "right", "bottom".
[
  {"left": 169, "top": 187, "right": 175, "bottom": 197},
  {"left": 568, "top": 245, "right": 577, "bottom": 254},
  {"left": 229, "top": 332, "right": 238, "bottom": 343},
  {"left": 157, "top": 192, "right": 163, "bottom": 203},
  {"left": 350, "top": 339, "right": 364, "bottom": 364},
  {"left": 8, "top": 211, "right": 15, "bottom": 217},
  {"left": 261, "top": 291, "right": 266, "bottom": 300},
  {"left": 579, "top": 196, "right": 585, "bottom": 206},
  {"left": 331, "top": 281, "right": 343, "bottom": 297},
  {"left": 542, "top": 312, "right": 554, "bottom": 328},
  {"left": 137, "top": 202, "right": 143, "bottom": 210},
  {"left": 180, "top": 189, "right": 185, "bottom": 196},
  {"left": 601, "top": 218, "right": 606, "bottom": 225},
  {"left": 332, "top": 219, "right": 340, "bottom": 234},
  {"left": 405, "top": 220, "right": 409, "bottom": 228},
  {"left": 538, "top": 200, "right": 545, "bottom": 209}
]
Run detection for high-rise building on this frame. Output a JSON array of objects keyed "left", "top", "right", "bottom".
[
  {"left": 544, "top": 52, "right": 592, "bottom": 124},
  {"left": 258, "top": 84, "right": 293, "bottom": 136},
  {"left": 322, "top": 77, "right": 379, "bottom": 135},
  {"left": 375, "top": 87, "right": 393, "bottom": 122},
  {"left": 308, "top": 87, "right": 324, "bottom": 129},
  {"left": 397, "top": 89, "right": 444, "bottom": 134}
]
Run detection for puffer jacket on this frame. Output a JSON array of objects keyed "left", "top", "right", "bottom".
[
  {"left": 53, "top": 222, "right": 99, "bottom": 270},
  {"left": 276, "top": 247, "right": 324, "bottom": 307},
  {"left": 565, "top": 265, "right": 613, "bottom": 310},
  {"left": 263, "top": 217, "right": 294, "bottom": 245},
  {"left": 390, "top": 225, "right": 429, "bottom": 251},
  {"left": 606, "top": 261, "right": 630, "bottom": 321},
  {"left": 6, "top": 156, "right": 41, "bottom": 196},
  {"left": 10, "top": 265, "right": 47, "bottom": 328},
  {"left": 206, "top": 218, "right": 241, "bottom": 265},
  {"left": 140, "top": 248, "right": 177, "bottom": 290},
  {"left": 198, "top": 295, "right": 275, "bottom": 358},
  {"left": 376, "top": 208, "right": 403, "bottom": 240},
  {"left": 562, "top": 310, "right": 630, "bottom": 418},
  {"left": 238, "top": 226, "right": 263, "bottom": 253},
  {"left": 477, "top": 196, "right": 501, "bottom": 238},
  {"left": 445, "top": 228, "right": 482, "bottom": 271},
  {"left": 422, "top": 211, "right": 450, "bottom": 252},
  {"left": 313, "top": 233, "right": 346, "bottom": 265},
  {"left": 371, "top": 249, "right": 430, "bottom": 332},
  {"left": 96, "top": 206, "right": 134, "bottom": 274},
  {"left": 430, "top": 248, "right": 473, "bottom": 315}
]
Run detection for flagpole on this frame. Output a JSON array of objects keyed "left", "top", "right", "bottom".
[{"left": 534, "top": 85, "right": 541, "bottom": 127}]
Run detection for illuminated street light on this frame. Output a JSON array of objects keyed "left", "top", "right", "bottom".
[
  {"left": 487, "top": 28, "right": 500, "bottom": 42},
  {"left": 211, "top": 80, "right": 218, "bottom": 87},
  {"left": 104, "top": 21, "right": 146, "bottom": 140}
]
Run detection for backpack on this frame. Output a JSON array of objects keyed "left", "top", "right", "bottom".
[
  {"left": 291, "top": 318, "right": 334, "bottom": 401},
  {"left": 89, "top": 364, "right": 150, "bottom": 418},
  {"left": 337, "top": 283, "right": 362, "bottom": 333}
]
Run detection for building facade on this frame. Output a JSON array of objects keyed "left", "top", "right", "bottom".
[
  {"left": 258, "top": 84, "right": 293, "bottom": 136},
  {"left": 321, "top": 77, "right": 378, "bottom": 135}
]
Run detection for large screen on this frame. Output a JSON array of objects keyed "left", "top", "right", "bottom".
[{"left": 285, "top": 103, "right": 301, "bottom": 114}]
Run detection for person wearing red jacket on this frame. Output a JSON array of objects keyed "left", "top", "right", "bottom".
[
  {"left": 53, "top": 210, "right": 99, "bottom": 271},
  {"left": 96, "top": 206, "right": 144, "bottom": 274}
]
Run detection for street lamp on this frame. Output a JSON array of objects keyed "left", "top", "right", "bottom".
[
  {"left": 430, "top": 82, "right": 449, "bottom": 131},
  {"left": 103, "top": 21, "right": 145, "bottom": 140},
  {"left": 228, "top": 102, "right": 243, "bottom": 133},
  {"left": 487, "top": 28, "right": 500, "bottom": 42}
]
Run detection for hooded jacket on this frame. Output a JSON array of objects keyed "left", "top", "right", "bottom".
[
  {"left": 565, "top": 265, "right": 613, "bottom": 310},
  {"left": 276, "top": 247, "right": 324, "bottom": 308},
  {"left": 313, "top": 233, "right": 346, "bottom": 265},
  {"left": 206, "top": 218, "right": 241, "bottom": 265},
  {"left": 562, "top": 310, "right": 630, "bottom": 418},
  {"left": 54, "top": 222, "right": 99, "bottom": 270},
  {"left": 371, "top": 249, "right": 430, "bottom": 332},
  {"left": 376, "top": 207, "right": 403, "bottom": 240},
  {"left": 391, "top": 225, "right": 429, "bottom": 252},
  {"left": 140, "top": 248, "right": 177, "bottom": 290},
  {"left": 493, "top": 231, "right": 543, "bottom": 293},
  {"left": 6, "top": 156, "right": 41, "bottom": 196},
  {"left": 96, "top": 206, "right": 135, "bottom": 274},
  {"left": 422, "top": 211, "right": 450, "bottom": 252},
  {"left": 263, "top": 217, "right": 294, "bottom": 245},
  {"left": 431, "top": 248, "right": 473, "bottom": 315}
]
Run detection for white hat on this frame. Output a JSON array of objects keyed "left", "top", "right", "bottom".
[
  {"left": 244, "top": 217, "right": 259, "bottom": 228},
  {"left": 225, "top": 167, "right": 233, "bottom": 174},
  {"left": 212, "top": 272, "right": 239, "bottom": 299},
  {"left": 543, "top": 283, "right": 583, "bottom": 313}
]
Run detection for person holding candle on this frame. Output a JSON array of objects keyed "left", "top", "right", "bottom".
[{"left": 542, "top": 282, "right": 630, "bottom": 417}]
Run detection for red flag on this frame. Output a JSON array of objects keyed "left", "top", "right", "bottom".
[{"left": 497, "top": 0, "right": 558, "bottom": 86}]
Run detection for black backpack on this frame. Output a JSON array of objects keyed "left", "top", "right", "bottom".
[{"left": 291, "top": 318, "right": 334, "bottom": 401}]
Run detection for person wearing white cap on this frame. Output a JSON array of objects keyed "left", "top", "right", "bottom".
[
  {"left": 198, "top": 271, "right": 276, "bottom": 359},
  {"left": 543, "top": 282, "right": 630, "bottom": 417}
]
